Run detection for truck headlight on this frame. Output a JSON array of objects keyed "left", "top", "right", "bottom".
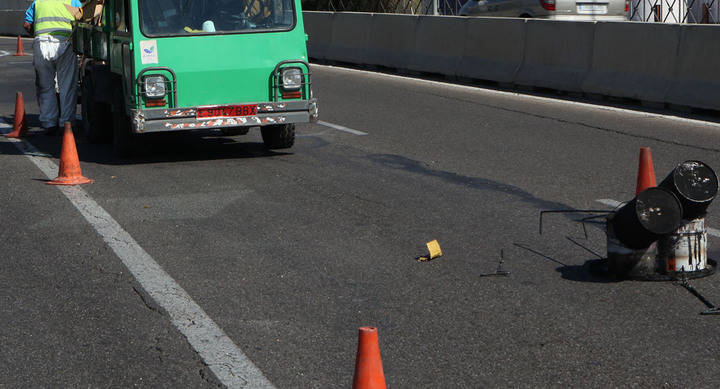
[
  {"left": 144, "top": 75, "right": 167, "bottom": 98},
  {"left": 281, "top": 68, "right": 302, "bottom": 90}
]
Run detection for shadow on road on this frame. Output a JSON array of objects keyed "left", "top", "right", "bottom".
[
  {"left": 514, "top": 242, "right": 619, "bottom": 283},
  {"left": 556, "top": 259, "right": 620, "bottom": 284},
  {"left": 2, "top": 114, "right": 292, "bottom": 165}
]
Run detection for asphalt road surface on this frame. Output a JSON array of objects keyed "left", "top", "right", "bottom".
[{"left": 2, "top": 36, "right": 720, "bottom": 388}]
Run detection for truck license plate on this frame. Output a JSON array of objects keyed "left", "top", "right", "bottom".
[{"left": 197, "top": 104, "right": 258, "bottom": 119}]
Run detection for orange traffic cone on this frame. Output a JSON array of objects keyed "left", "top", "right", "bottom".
[
  {"left": 5, "top": 92, "right": 28, "bottom": 138},
  {"left": 13, "top": 36, "right": 27, "bottom": 56},
  {"left": 47, "top": 123, "right": 93, "bottom": 186},
  {"left": 636, "top": 147, "right": 657, "bottom": 195},
  {"left": 352, "top": 327, "right": 387, "bottom": 389}
]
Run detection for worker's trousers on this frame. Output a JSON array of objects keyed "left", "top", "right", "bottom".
[{"left": 33, "top": 35, "right": 78, "bottom": 129}]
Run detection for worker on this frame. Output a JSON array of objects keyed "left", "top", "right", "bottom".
[{"left": 23, "top": 0, "right": 83, "bottom": 135}]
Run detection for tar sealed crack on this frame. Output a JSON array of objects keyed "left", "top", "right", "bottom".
[
  {"left": 199, "top": 366, "right": 225, "bottom": 388},
  {"left": 133, "top": 285, "right": 163, "bottom": 315}
]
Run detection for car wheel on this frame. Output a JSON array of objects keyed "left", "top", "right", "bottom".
[
  {"left": 81, "top": 73, "right": 112, "bottom": 144},
  {"left": 261, "top": 124, "right": 295, "bottom": 149},
  {"left": 112, "top": 88, "right": 137, "bottom": 158}
]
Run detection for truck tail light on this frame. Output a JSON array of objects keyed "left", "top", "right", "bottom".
[
  {"left": 281, "top": 91, "right": 302, "bottom": 99},
  {"left": 625, "top": 0, "right": 630, "bottom": 12},
  {"left": 540, "top": 0, "right": 556, "bottom": 10},
  {"left": 145, "top": 99, "right": 167, "bottom": 107}
]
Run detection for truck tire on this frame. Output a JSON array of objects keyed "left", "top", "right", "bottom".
[
  {"left": 81, "top": 73, "right": 112, "bottom": 143},
  {"left": 260, "top": 124, "right": 295, "bottom": 149},
  {"left": 112, "top": 89, "right": 136, "bottom": 158}
]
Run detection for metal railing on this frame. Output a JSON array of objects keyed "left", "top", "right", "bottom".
[
  {"left": 301, "top": 0, "right": 467, "bottom": 15},
  {"left": 303, "top": 0, "right": 720, "bottom": 22},
  {"left": 630, "top": 0, "right": 719, "bottom": 23}
]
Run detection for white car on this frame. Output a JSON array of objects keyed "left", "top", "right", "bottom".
[{"left": 459, "top": 0, "right": 629, "bottom": 20}]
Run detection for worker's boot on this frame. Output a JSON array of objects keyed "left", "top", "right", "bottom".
[{"left": 43, "top": 126, "right": 60, "bottom": 136}]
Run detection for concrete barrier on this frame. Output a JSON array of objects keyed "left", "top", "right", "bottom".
[
  {"left": 456, "top": 17, "right": 526, "bottom": 84},
  {"left": 409, "top": 16, "right": 466, "bottom": 76},
  {"left": 365, "top": 13, "right": 418, "bottom": 70},
  {"left": 0, "top": 11, "right": 28, "bottom": 37},
  {"left": 666, "top": 25, "right": 720, "bottom": 111},
  {"left": 1, "top": 1, "right": 36, "bottom": 37},
  {"left": 303, "top": 12, "right": 334, "bottom": 61},
  {"left": 300, "top": 12, "right": 719, "bottom": 113},
  {"left": 582, "top": 21, "right": 681, "bottom": 104},
  {"left": 515, "top": 20, "right": 595, "bottom": 93},
  {"left": 326, "top": 12, "right": 372, "bottom": 65}
]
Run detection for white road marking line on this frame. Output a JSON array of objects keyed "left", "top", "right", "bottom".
[
  {"left": 595, "top": 198, "right": 720, "bottom": 238},
  {"left": 317, "top": 120, "right": 368, "bottom": 136},
  {"left": 0, "top": 120, "right": 275, "bottom": 389},
  {"left": 0, "top": 50, "right": 9, "bottom": 57},
  {"left": 596, "top": 199, "right": 623, "bottom": 208},
  {"left": 314, "top": 64, "right": 720, "bottom": 129}
]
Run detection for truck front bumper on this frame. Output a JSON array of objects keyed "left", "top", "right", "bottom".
[{"left": 130, "top": 99, "right": 318, "bottom": 133}]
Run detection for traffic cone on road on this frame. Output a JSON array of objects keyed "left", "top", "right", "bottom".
[
  {"left": 5, "top": 92, "right": 28, "bottom": 138},
  {"left": 13, "top": 36, "right": 27, "bottom": 56},
  {"left": 47, "top": 123, "right": 93, "bottom": 186},
  {"left": 352, "top": 327, "right": 387, "bottom": 389},
  {"left": 636, "top": 147, "right": 657, "bottom": 195}
]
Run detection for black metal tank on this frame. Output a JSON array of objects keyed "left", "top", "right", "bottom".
[
  {"left": 659, "top": 160, "right": 718, "bottom": 220},
  {"left": 611, "top": 187, "right": 683, "bottom": 249}
]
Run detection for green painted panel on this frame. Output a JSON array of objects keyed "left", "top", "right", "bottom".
[{"left": 128, "top": 0, "right": 308, "bottom": 108}]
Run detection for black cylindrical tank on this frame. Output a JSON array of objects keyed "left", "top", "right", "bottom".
[
  {"left": 659, "top": 160, "right": 718, "bottom": 219},
  {"left": 611, "top": 187, "right": 683, "bottom": 249}
]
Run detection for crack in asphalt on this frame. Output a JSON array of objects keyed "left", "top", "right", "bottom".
[
  {"left": 133, "top": 285, "right": 162, "bottom": 314},
  {"left": 423, "top": 91, "right": 720, "bottom": 152}
]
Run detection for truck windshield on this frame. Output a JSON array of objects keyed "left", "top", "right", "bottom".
[{"left": 139, "top": 0, "right": 295, "bottom": 36}]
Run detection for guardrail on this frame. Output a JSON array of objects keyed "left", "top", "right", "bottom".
[{"left": 303, "top": 11, "right": 720, "bottom": 112}]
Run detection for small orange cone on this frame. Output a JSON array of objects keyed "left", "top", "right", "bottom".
[
  {"left": 47, "top": 123, "right": 94, "bottom": 186},
  {"left": 13, "top": 36, "right": 27, "bottom": 56},
  {"left": 5, "top": 92, "right": 28, "bottom": 138},
  {"left": 636, "top": 147, "right": 657, "bottom": 195},
  {"left": 352, "top": 327, "right": 387, "bottom": 389}
]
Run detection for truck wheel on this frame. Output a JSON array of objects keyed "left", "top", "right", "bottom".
[
  {"left": 260, "top": 124, "right": 295, "bottom": 149},
  {"left": 81, "top": 73, "right": 112, "bottom": 143},
  {"left": 112, "top": 90, "right": 136, "bottom": 158}
]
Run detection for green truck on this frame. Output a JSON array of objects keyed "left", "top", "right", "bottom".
[{"left": 73, "top": 0, "right": 317, "bottom": 156}]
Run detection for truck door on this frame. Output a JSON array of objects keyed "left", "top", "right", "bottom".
[{"left": 109, "top": 0, "right": 134, "bottom": 107}]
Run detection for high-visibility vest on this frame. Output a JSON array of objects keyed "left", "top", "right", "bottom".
[{"left": 34, "top": 0, "right": 74, "bottom": 37}]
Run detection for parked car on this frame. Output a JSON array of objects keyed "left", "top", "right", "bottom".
[{"left": 459, "top": 0, "right": 629, "bottom": 20}]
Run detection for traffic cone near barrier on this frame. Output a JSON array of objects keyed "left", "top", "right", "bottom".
[
  {"left": 13, "top": 36, "right": 27, "bottom": 56},
  {"left": 47, "top": 123, "right": 93, "bottom": 186},
  {"left": 5, "top": 92, "right": 28, "bottom": 138},
  {"left": 636, "top": 147, "right": 657, "bottom": 195},
  {"left": 352, "top": 327, "right": 387, "bottom": 389}
]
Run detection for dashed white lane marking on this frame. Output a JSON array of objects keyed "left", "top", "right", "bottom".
[
  {"left": 596, "top": 198, "right": 720, "bottom": 238},
  {"left": 314, "top": 64, "right": 720, "bottom": 129},
  {"left": 0, "top": 120, "right": 275, "bottom": 389},
  {"left": 317, "top": 120, "right": 368, "bottom": 136}
]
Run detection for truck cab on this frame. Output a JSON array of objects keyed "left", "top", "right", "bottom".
[{"left": 74, "top": 0, "right": 318, "bottom": 156}]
